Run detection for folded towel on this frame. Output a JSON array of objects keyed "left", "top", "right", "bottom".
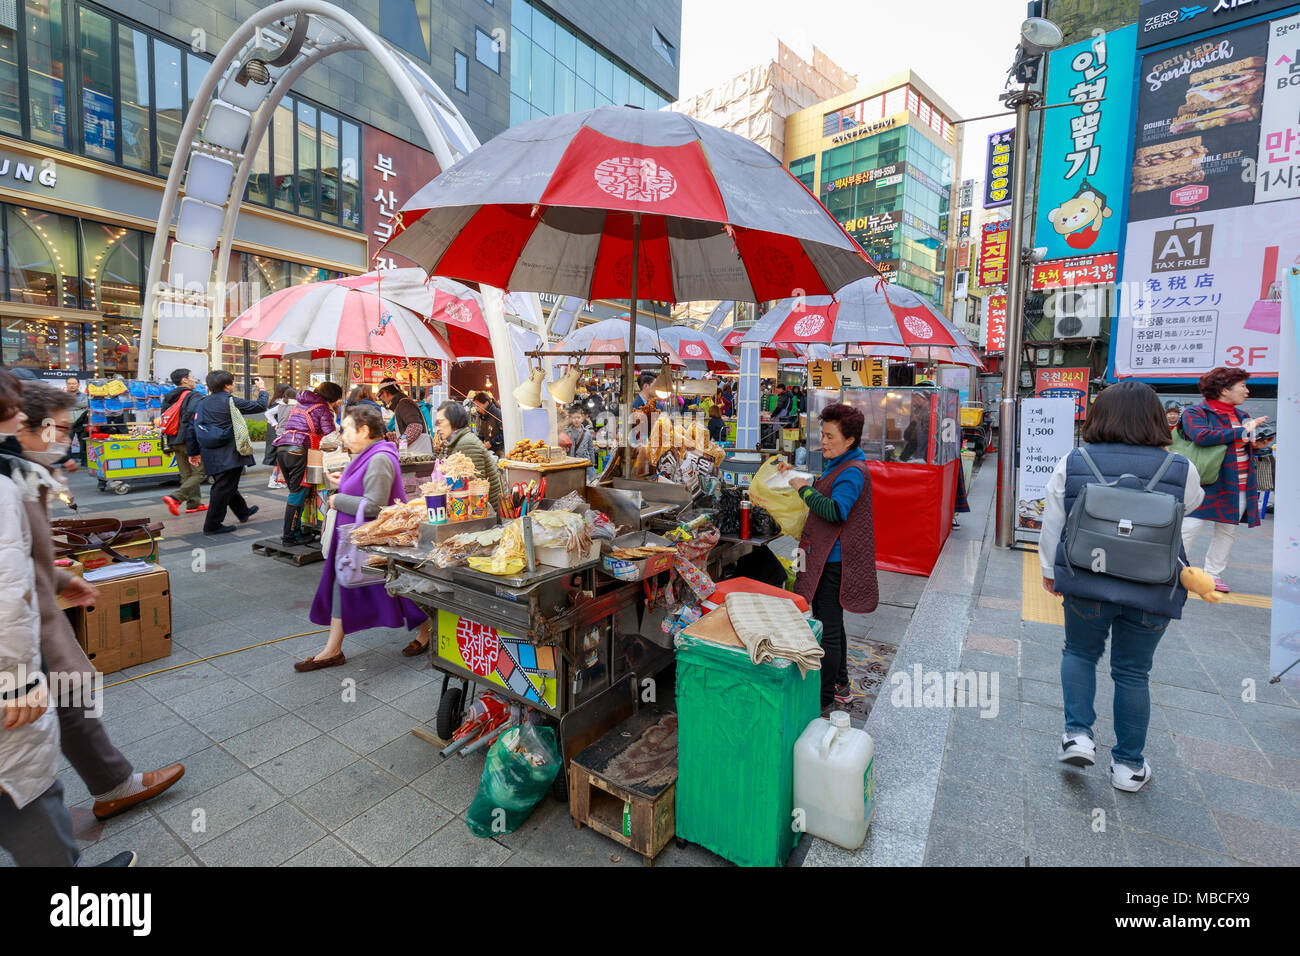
[{"left": 724, "top": 592, "right": 823, "bottom": 676}]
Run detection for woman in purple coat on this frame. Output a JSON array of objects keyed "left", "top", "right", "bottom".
[{"left": 294, "top": 404, "right": 427, "bottom": 671}]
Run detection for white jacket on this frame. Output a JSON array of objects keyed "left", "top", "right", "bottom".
[{"left": 0, "top": 473, "right": 59, "bottom": 809}]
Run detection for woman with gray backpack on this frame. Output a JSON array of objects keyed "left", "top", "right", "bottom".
[{"left": 1038, "top": 381, "right": 1204, "bottom": 793}]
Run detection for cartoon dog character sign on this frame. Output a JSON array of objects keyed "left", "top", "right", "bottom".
[{"left": 1047, "top": 180, "right": 1112, "bottom": 250}]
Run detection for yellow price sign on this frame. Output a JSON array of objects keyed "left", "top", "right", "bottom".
[{"left": 808, "top": 358, "right": 886, "bottom": 388}]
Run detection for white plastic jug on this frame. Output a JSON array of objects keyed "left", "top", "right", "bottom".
[{"left": 792, "top": 711, "right": 875, "bottom": 851}]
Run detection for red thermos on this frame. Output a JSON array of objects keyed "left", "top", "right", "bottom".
[{"left": 739, "top": 498, "right": 752, "bottom": 540}]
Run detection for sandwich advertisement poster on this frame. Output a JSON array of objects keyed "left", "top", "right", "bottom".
[
  {"left": 1116, "top": 9, "right": 1300, "bottom": 379},
  {"left": 1128, "top": 21, "right": 1268, "bottom": 222},
  {"left": 1036, "top": 25, "right": 1138, "bottom": 260}
]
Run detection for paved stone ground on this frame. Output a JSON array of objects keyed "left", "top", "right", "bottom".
[
  {"left": 925, "top": 491, "right": 1300, "bottom": 867},
  {"left": 22, "top": 451, "right": 1296, "bottom": 866}
]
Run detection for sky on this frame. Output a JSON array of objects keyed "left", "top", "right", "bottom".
[{"left": 677, "top": 0, "right": 1031, "bottom": 183}]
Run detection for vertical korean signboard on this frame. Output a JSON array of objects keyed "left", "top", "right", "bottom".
[
  {"left": 362, "top": 125, "right": 441, "bottom": 271},
  {"left": 1016, "top": 397, "right": 1076, "bottom": 542},
  {"left": 985, "top": 295, "right": 1008, "bottom": 352},
  {"left": 1035, "top": 25, "right": 1137, "bottom": 260},
  {"left": 984, "top": 130, "right": 1014, "bottom": 207},
  {"left": 1116, "top": 10, "right": 1300, "bottom": 379},
  {"left": 978, "top": 220, "right": 1011, "bottom": 287}
]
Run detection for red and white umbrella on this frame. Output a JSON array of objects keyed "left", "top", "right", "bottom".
[
  {"left": 385, "top": 106, "right": 878, "bottom": 304},
  {"left": 338, "top": 269, "right": 496, "bottom": 360},
  {"left": 653, "top": 326, "right": 737, "bottom": 372},
  {"left": 547, "top": 318, "right": 683, "bottom": 369},
  {"left": 222, "top": 273, "right": 455, "bottom": 361},
  {"left": 720, "top": 327, "right": 800, "bottom": 361},
  {"left": 743, "top": 279, "right": 975, "bottom": 351}
]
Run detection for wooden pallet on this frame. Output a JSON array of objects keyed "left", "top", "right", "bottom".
[
  {"left": 251, "top": 538, "right": 324, "bottom": 566},
  {"left": 569, "top": 706, "right": 677, "bottom": 866}
]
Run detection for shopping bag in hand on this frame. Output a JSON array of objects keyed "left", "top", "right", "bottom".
[{"left": 748, "top": 456, "right": 808, "bottom": 540}]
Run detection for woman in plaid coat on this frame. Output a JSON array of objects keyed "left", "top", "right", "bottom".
[{"left": 1179, "top": 368, "right": 1269, "bottom": 594}]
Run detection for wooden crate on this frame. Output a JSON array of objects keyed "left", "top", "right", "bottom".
[{"left": 568, "top": 707, "right": 677, "bottom": 866}]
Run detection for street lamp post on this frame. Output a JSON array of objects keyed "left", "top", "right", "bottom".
[{"left": 994, "top": 86, "right": 1041, "bottom": 548}]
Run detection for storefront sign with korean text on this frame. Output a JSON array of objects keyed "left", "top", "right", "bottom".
[
  {"left": 1016, "top": 397, "right": 1076, "bottom": 540},
  {"left": 1031, "top": 253, "right": 1119, "bottom": 289},
  {"left": 984, "top": 130, "right": 1014, "bottom": 207},
  {"left": 1034, "top": 367, "right": 1091, "bottom": 419},
  {"left": 807, "top": 358, "right": 886, "bottom": 389},
  {"left": 349, "top": 354, "right": 443, "bottom": 386},
  {"left": 361, "top": 125, "right": 440, "bottom": 271},
  {"left": 1035, "top": 25, "right": 1137, "bottom": 260},
  {"left": 985, "top": 295, "right": 1008, "bottom": 353},
  {"left": 1254, "top": 11, "right": 1300, "bottom": 203},
  {"left": 978, "top": 220, "right": 1011, "bottom": 286}
]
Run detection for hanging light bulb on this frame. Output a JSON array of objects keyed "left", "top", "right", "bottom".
[
  {"left": 548, "top": 364, "right": 582, "bottom": 405},
  {"left": 513, "top": 365, "right": 545, "bottom": 409},
  {"left": 652, "top": 366, "right": 674, "bottom": 400}
]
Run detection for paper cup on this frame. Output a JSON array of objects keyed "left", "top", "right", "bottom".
[
  {"left": 425, "top": 493, "right": 447, "bottom": 525},
  {"left": 446, "top": 476, "right": 468, "bottom": 493},
  {"left": 468, "top": 492, "right": 489, "bottom": 519},
  {"left": 448, "top": 490, "right": 470, "bottom": 522}
]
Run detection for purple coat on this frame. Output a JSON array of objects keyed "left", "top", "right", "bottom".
[
  {"left": 272, "top": 391, "right": 337, "bottom": 449},
  {"left": 1181, "top": 401, "right": 1260, "bottom": 528},
  {"left": 309, "top": 440, "right": 426, "bottom": 634}
]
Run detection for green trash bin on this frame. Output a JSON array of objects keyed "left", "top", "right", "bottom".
[{"left": 674, "top": 618, "right": 823, "bottom": 867}]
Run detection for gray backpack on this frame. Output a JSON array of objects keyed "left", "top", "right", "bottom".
[{"left": 1063, "top": 447, "right": 1184, "bottom": 585}]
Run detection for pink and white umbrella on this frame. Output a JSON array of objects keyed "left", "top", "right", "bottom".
[
  {"left": 222, "top": 273, "right": 455, "bottom": 360},
  {"left": 548, "top": 318, "right": 683, "bottom": 369},
  {"left": 720, "top": 328, "right": 799, "bottom": 361},
  {"left": 339, "top": 269, "right": 497, "bottom": 360}
]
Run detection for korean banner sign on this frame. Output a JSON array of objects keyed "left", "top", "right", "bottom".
[
  {"left": 1031, "top": 253, "right": 1119, "bottom": 290},
  {"left": 1034, "top": 367, "right": 1090, "bottom": 420},
  {"left": 985, "top": 295, "right": 1008, "bottom": 353},
  {"left": 1034, "top": 25, "right": 1137, "bottom": 260},
  {"left": 978, "top": 220, "right": 1011, "bottom": 287},
  {"left": 984, "top": 130, "right": 1014, "bottom": 208}
]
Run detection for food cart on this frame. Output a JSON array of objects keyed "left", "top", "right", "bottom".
[
  {"left": 87, "top": 431, "right": 180, "bottom": 494},
  {"left": 359, "top": 462, "right": 770, "bottom": 801},
  {"left": 806, "top": 385, "right": 961, "bottom": 576}
]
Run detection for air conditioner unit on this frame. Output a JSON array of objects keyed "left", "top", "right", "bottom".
[{"left": 1050, "top": 287, "right": 1106, "bottom": 339}]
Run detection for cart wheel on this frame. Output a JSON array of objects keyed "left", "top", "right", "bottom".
[
  {"left": 550, "top": 765, "right": 569, "bottom": 803},
  {"left": 435, "top": 685, "right": 464, "bottom": 741},
  {"left": 113, "top": 482, "right": 130, "bottom": 495}
]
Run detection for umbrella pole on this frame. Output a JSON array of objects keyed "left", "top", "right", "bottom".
[{"left": 622, "top": 213, "right": 642, "bottom": 479}]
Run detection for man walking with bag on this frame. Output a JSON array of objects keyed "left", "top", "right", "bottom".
[
  {"left": 160, "top": 368, "right": 206, "bottom": 516},
  {"left": 186, "top": 371, "right": 268, "bottom": 535}
]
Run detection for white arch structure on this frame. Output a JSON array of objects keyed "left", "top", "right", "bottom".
[{"left": 139, "top": 0, "right": 533, "bottom": 439}]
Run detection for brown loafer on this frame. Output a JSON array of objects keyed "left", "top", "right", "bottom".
[
  {"left": 92, "top": 763, "right": 186, "bottom": 821},
  {"left": 294, "top": 652, "right": 346, "bottom": 672},
  {"left": 401, "top": 639, "right": 430, "bottom": 657}
]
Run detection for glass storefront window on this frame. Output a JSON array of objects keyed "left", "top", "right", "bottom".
[
  {"left": 532, "top": 47, "right": 554, "bottom": 114},
  {"left": 555, "top": 23, "right": 575, "bottom": 70},
  {"left": 119, "top": 27, "right": 153, "bottom": 172},
  {"left": 511, "top": 0, "right": 531, "bottom": 32},
  {"left": 0, "top": 16, "right": 19, "bottom": 137},
  {"left": 248, "top": 130, "right": 271, "bottom": 205},
  {"left": 612, "top": 67, "right": 628, "bottom": 108},
  {"left": 594, "top": 51, "right": 612, "bottom": 95},
  {"left": 555, "top": 63, "right": 576, "bottom": 114},
  {"left": 79, "top": 222, "right": 142, "bottom": 316},
  {"left": 532, "top": 7, "right": 554, "bottom": 53},
  {"left": 510, "top": 93, "right": 529, "bottom": 126},
  {"left": 341, "top": 120, "right": 361, "bottom": 228},
  {"left": 576, "top": 80, "right": 594, "bottom": 112},
  {"left": 26, "top": 0, "right": 66, "bottom": 147},
  {"left": 576, "top": 38, "right": 594, "bottom": 85},
  {"left": 2, "top": 318, "right": 84, "bottom": 371},
  {"left": 79, "top": 8, "right": 114, "bottom": 161},
  {"left": 186, "top": 53, "right": 209, "bottom": 117},
  {"left": 272, "top": 102, "right": 295, "bottom": 212},
  {"left": 4, "top": 206, "right": 80, "bottom": 309},
  {"left": 320, "top": 112, "right": 340, "bottom": 222},
  {"left": 510, "top": 30, "right": 530, "bottom": 99},
  {"left": 154, "top": 40, "right": 184, "bottom": 174},
  {"left": 296, "top": 100, "right": 318, "bottom": 217}
]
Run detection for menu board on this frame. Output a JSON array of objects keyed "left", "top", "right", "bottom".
[
  {"left": 1016, "top": 397, "right": 1076, "bottom": 542},
  {"left": 1034, "top": 367, "right": 1091, "bottom": 420},
  {"left": 348, "top": 355, "right": 443, "bottom": 386},
  {"left": 807, "top": 358, "right": 887, "bottom": 389}
]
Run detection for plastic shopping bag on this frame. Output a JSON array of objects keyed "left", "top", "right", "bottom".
[
  {"left": 748, "top": 456, "right": 808, "bottom": 540},
  {"left": 466, "top": 723, "right": 562, "bottom": 837}
]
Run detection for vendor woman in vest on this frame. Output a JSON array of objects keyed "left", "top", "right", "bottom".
[
  {"left": 779, "top": 403, "right": 879, "bottom": 711},
  {"left": 1038, "top": 381, "right": 1203, "bottom": 793}
]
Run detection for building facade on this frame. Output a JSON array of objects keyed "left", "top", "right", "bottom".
[
  {"left": 784, "top": 72, "right": 963, "bottom": 314},
  {"left": 0, "top": 0, "right": 680, "bottom": 380}
]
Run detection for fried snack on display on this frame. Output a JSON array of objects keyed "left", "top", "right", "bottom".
[
  {"left": 348, "top": 500, "right": 426, "bottom": 548},
  {"left": 419, "top": 479, "right": 449, "bottom": 496},
  {"left": 442, "top": 452, "right": 478, "bottom": 481}
]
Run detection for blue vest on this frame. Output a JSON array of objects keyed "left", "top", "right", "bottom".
[{"left": 1053, "top": 443, "right": 1191, "bottom": 620}]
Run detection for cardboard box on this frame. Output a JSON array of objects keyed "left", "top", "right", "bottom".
[
  {"left": 74, "top": 538, "right": 161, "bottom": 572},
  {"left": 71, "top": 568, "right": 171, "bottom": 675}
]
